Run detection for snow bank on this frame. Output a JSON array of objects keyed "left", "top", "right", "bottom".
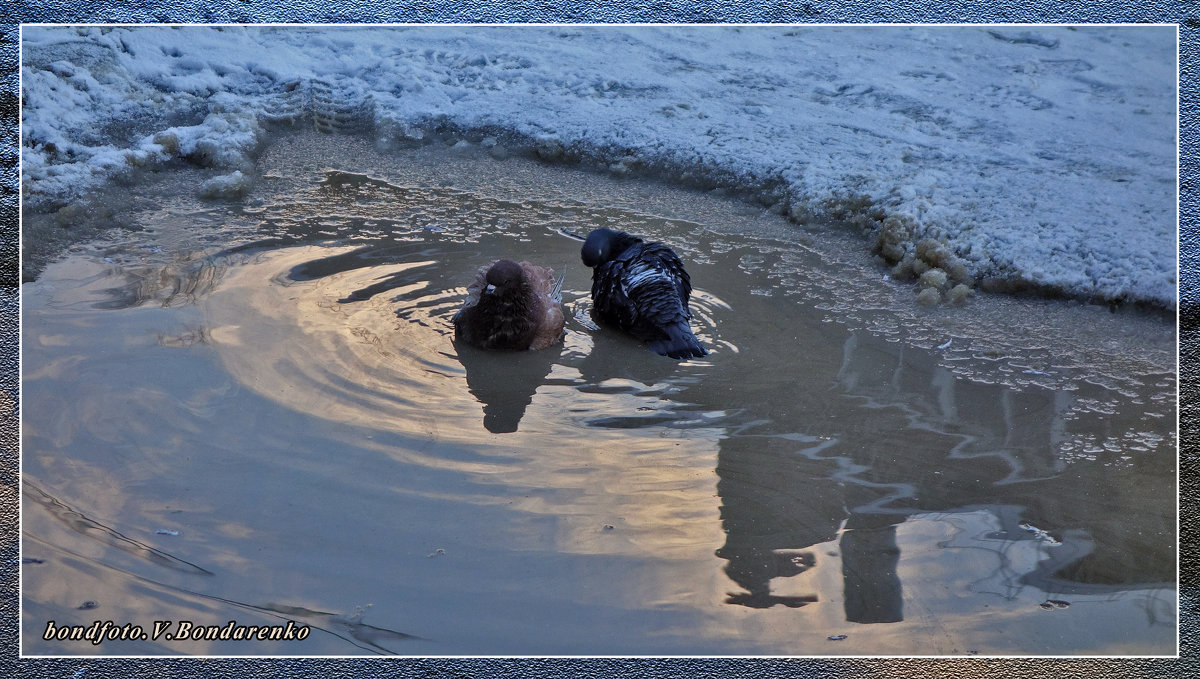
[{"left": 20, "top": 25, "right": 1176, "bottom": 306}]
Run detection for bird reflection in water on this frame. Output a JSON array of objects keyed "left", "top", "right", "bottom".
[{"left": 452, "top": 338, "right": 561, "bottom": 433}]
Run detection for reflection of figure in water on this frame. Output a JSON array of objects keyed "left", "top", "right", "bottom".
[
  {"left": 580, "top": 228, "right": 707, "bottom": 359},
  {"left": 452, "top": 259, "right": 565, "bottom": 351},
  {"left": 718, "top": 543, "right": 818, "bottom": 609},
  {"left": 453, "top": 338, "right": 560, "bottom": 433},
  {"left": 840, "top": 517, "right": 904, "bottom": 623},
  {"left": 713, "top": 436, "right": 905, "bottom": 620},
  {"left": 714, "top": 438, "right": 844, "bottom": 609}
]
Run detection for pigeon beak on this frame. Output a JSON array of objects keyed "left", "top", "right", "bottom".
[{"left": 484, "top": 283, "right": 497, "bottom": 294}]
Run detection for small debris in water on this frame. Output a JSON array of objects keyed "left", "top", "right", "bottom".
[
  {"left": 155, "top": 529, "right": 180, "bottom": 536},
  {"left": 77, "top": 600, "right": 98, "bottom": 610},
  {"left": 22, "top": 557, "right": 45, "bottom": 564},
  {"left": 1018, "top": 521, "right": 1061, "bottom": 545},
  {"left": 937, "top": 339, "right": 953, "bottom": 350},
  {"left": 426, "top": 548, "right": 446, "bottom": 558},
  {"left": 574, "top": 312, "right": 601, "bottom": 330},
  {"left": 603, "top": 524, "right": 615, "bottom": 531},
  {"left": 1048, "top": 599, "right": 1070, "bottom": 608},
  {"left": 827, "top": 634, "right": 847, "bottom": 641}
]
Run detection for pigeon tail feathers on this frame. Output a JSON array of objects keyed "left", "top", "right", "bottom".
[{"left": 646, "top": 321, "right": 708, "bottom": 360}]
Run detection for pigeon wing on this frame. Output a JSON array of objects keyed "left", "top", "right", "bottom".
[
  {"left": 521, "top": 261, "right": 566, "bottom": 350},
  {"left": 617, "top": 243, "right": 693, "bottom": 330}
]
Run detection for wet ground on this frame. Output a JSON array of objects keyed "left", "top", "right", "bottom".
[{"left": 21, "top": 131, "right": 1176, "bottom": 655}]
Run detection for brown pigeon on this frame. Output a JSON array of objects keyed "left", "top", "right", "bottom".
[{"left": 453, "top": 259, "right": 565, "bottom": 351}]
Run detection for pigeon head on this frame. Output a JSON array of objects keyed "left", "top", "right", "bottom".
[
  {"left": 483, "top": 259, "right": 526, "bottom": 294},
  {"left": 581, "top": 228, "right": 640, "bottom": 268}
]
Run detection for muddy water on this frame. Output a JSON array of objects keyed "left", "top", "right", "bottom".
[{"left": 21, "top": 132, "right": 1176, "bottom": 655}]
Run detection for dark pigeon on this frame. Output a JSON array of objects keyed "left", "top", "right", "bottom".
[
  {"left": 453, "top": 259, "right": 565, "bottom": 351},
  {"left": 581, "top": 227, "right": 708, "bottom": 359}
]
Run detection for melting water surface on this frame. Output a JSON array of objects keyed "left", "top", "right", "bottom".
[{"left": 21, "top": 132, "right": 1176, "bottom": 655}]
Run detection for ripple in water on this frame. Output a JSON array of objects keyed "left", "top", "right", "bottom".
[{"left": 20, "top": 133, "right": 1176, "bottom": 655}]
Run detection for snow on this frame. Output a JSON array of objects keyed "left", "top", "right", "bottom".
[{"left": 20, "top": 25, "right": 1177, "bottom": 307}]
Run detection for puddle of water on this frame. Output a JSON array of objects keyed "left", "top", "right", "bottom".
[{"left": 21, "top": 131, "right": 1176, "bottom": 655}]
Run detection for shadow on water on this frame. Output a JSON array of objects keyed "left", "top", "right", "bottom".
[{"left": 21, "top": 134, "right": 1176, "bottom": 654}]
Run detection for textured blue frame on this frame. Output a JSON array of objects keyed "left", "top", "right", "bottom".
[{"left": 1, "top": 2, "right": 1192, "bottom": 676}]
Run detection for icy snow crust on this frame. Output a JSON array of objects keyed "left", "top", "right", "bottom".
[{"left": 21, "top": 25, "right": 1177, "bottom": 307}]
